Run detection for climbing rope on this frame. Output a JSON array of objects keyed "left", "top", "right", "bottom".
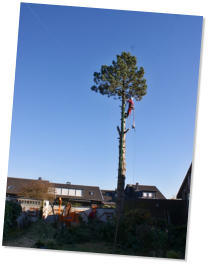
[
  {"left": 132, "top": 126, "right": 136, "bottom": 185},
  {"left": 132, "top": 107, "right": 135, "bottom": 130}
]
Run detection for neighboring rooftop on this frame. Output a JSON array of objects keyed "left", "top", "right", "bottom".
[
  {"left": 6, "top": 177, "right": 166, "bottom": 202},
  {"left": 52, "top": 182, "right": 103, "bottom": 202},
  {"left": 101, "top": 189, "right": 116, "bottom": 203},
  {"left": 125, "top": 183, "right": 166, "bottom": 199},
  {"left": 177, "top": 163, "right": 192, "bottom": 199},
  {"left": 6, "top": 177, "right": 103, "bottom": 203},
  {"left": 6, "top": 177, "right": 50, "bottom": 195}
]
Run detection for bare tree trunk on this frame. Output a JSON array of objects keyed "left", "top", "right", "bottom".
[
  {"left": 113, "top": 93, "right": 126, "bottom": 251},
  {"left": 116, "top": 98, "right": 126, "bottom": 219}
]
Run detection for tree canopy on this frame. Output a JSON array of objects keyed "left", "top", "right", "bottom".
[
  {"left": 20, "top": 180, "right": 55, "bottom": 202},
  {"left": 91, "top": 52, "right": 147, "bottom": 101}
]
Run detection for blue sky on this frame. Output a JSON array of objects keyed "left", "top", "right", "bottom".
[{"left": 8, "top": 3, "right": 203, "bottom": 198}]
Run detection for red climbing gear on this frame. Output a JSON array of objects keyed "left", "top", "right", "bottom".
[
  {"left": 125, "top": 98, "right": 135, "bottom": 130},
  {"left": 126, "top": 98, "right": 134, "bottom": 118}
]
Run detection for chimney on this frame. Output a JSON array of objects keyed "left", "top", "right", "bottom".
[
  {"left": 38, "top": 177, "right": 42, "bottom": 180},
  {"left": 135, "top": 182, "right": 139, "bottom": 189},
  {"left": 66, "top": 181, "right": 71, "bottom": 185}
]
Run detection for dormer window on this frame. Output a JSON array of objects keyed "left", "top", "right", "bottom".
[
  {"left": 55, "top": 187, "right": 82, "bottom": 197},
  {"left": 142, "top": 192, "right": 154, "bottom": 198}
]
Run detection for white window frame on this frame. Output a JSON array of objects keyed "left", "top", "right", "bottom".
[
  {"left": 75, "top": 189, "right": 82, "bottom": 197},
  {"left": 69, "top": 189, "right": 76, "bottom": 196},
  {"left": 62, "top": 188, "right": 69, "bottom": 196},
  {"left": 55, "top": 187, "right": 62, "bottom": 195}
]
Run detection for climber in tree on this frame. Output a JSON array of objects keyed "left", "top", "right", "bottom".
[{"left": 125, "top": 97, "right": 134, "bottom": 118}]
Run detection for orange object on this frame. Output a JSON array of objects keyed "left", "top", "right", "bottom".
[
  {"left": 58, "top": 197, "right": 62, "bottom": 215},
  {"left": 58, "top": 199, "right": 80, "bottom": 226}
]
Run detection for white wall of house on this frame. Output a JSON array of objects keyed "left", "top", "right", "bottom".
[{"left": 80, "top": 208, "right": 115, "bottom": 223}]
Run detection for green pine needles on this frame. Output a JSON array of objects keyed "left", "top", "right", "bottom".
[{"left": 91, "top": 51, "right": 147, "bottom": 101}]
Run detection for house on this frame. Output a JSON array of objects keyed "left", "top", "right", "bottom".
[
  {"left": 125, "top": 183, "right": 166, "bottom": 199},
  {"left": 6, "top": 177, "right": 166, "bottom": 209},
  {"left": 101, "top": 183, "right": 166, "bottom": 205},
  {"left": 177, "top": 163, "right": 192, "bottom": 201},
  {"left": 6, "top": 177, "right": 50, "bottom": 199},
  {"left": 6, "top": 177, "right": 104, "bottom": 207},
  {"left": 52, "top": 182, "right": 103, "bottom": 206},
  {"left": 101, "top": 189, "right": 116, "bottom": 207}
]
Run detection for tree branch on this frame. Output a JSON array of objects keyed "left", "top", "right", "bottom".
[
  {"left": 117, "top": 126, "right": 121, "bottom": 136},
  {"left": 124, "top": 128, "right": 129, "bottom": 134}
]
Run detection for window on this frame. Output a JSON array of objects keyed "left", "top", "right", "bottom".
[
  {"left": 89, "top": 191, "right": 94, "bottom": 196},
  {"left": 142, "top": 192, "right": 154, "bottom": 198},
  {"left": 69, "top": 189, "right": 75, "bottom": 196},
  {"left": 55, "top": 187, "right": 82, "bottom": 197},
  {"left": 62, "top": 188, "right": 69, "bottom": 196},
  {"left": 55, "top": 187, "right": 62, "bottom": 195},
  {"left": 76, "top": 190, "right": 82, "bottom": 197},
  {"left": 68, "top": 189, "right": 82, "bottom": 196}
]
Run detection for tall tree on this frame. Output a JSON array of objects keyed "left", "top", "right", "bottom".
[{"left": 91, "top": 52, "right": 147, "bottom": 219}]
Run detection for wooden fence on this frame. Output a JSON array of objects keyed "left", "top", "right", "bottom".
[{"left": 124, "top": 199, "right": 189, "bottom": 225}]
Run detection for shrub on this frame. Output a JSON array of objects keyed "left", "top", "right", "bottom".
[
  {"left": 69, "top": 226, "right": 92, "bottom": 243},
  {"left": 34, "top": 240, "right": 45, "bottom": 248},
  {"left": 99, "top": 222, "right": 115, "bottom": 242},
  {"left": 117, "top": 209, "right": 152, "bottom": 243},
  {"left": 55, "top": 219, "right": 116, "bottom": 246},
  {"left": 118, "top": 224, "right": 167, "bottom": 255},
  {"left": 166, "top": 250, "right": 181, "bottom": 259},
  {"left": 55, "top": 226, "right": 75, "bottom": 244},
  {"left": 151, "top": 217, "right": 168, "bottom": 230},
  {"left": 45, "top": 240, "right": 58, "bottom": 249},
  {"left": 86, "top": 219, "right": 116, "bottom": 242},
  {"left": 3, "top": 200, "right": 22, "bottom": 238},
  {"left": 115, "top": 209, "right": 170, "bottom": 257},
  {"left": 168, "top": 225, "right": 187, "bottom": 257}
]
